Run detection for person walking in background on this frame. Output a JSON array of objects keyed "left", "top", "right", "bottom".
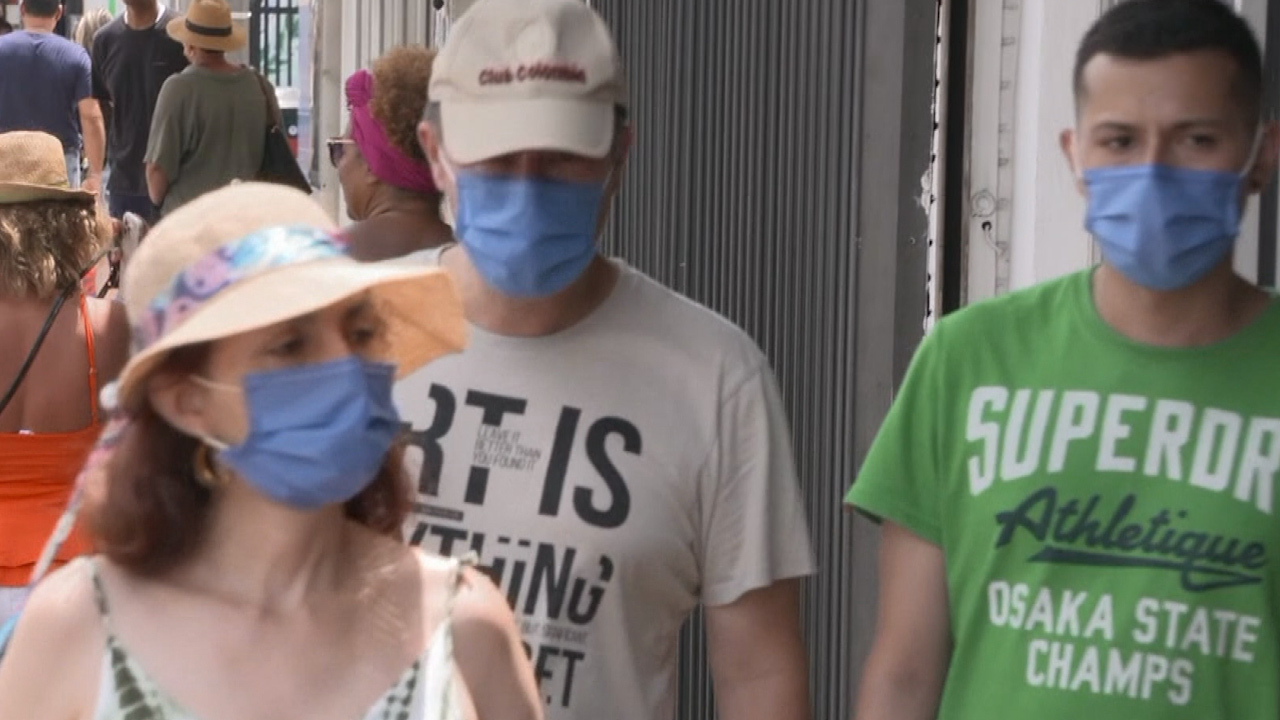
[
  {"left": 0, "top": 182, "right": 542, "bottom": 720},
  {"left": 0, "top": 131, "right": 128, "bottom": 626},
  {"left": 0, "top": 0, "right": 106, "bottom": 194},
  {"left": 400, "top": 1, "right": 816, "bottom": 718},
  {"left": 848, "top": 2, "right": 1280, "bottom": 719},
  {"left": 73, "top": 8, "right": 111, "bottom": 53},
  {"left": 144, "top": 0, "right": 276, "bottom": 216},
  {"left": 73, "top": 8, "right": 113, "bottom": 189},
  {"left": 334, "top": 45, "right": 452, "bottom": 262},
  {"left": 92, "top": 0, "right": 186, "bottom": 223}
]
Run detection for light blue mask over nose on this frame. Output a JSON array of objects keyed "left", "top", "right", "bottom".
[
  {"left": 448, "top": 166, "right": 608, "bottom": 298},
  {"left": 195, "top": 356, "right": 400, "bottom": 509},
  {"left": 1083, "top": 132, "right": 1262, "bottom": 291}
]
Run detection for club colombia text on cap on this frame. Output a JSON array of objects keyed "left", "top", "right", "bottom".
[{"left": 429, "top": 0, "right": 627, "bottom": 164}]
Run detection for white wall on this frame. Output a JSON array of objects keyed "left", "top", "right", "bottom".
[{"left": 966, "top": 0, "right": 1275, "bottom": 304}]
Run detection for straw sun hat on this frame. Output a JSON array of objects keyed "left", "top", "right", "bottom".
[
  {"left": 0, "top": 131, "right": 96, "bottom": 204},
  {"left": 166, "top": 0, "right": 248, "bottom": 53},
  {"left": 111, "top": 181, "right": 467, "bottom": 412}
]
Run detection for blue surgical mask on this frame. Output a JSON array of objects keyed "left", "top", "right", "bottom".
[
  {"left": 194, "top": 356, "right": 400, "bottom": 509},
  {"left": 447, "top": 165, "right": 607, "bottom": 298},
  {"left": 1083, "top": 133, "right": 1262, "bottom": 291}
]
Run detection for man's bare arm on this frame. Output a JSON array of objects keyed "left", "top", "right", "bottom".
[
  {"left": 707, "top": 578, "right": 812, "bottom": 720},
  {"left": 853, "top": 521, "right": 951, "bottom": 720},
  {"left": 77, "top": 97, "right": 106, "bottom": 193}
]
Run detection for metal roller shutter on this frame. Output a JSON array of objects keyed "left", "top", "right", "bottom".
[{"left": 586, "top": 1, "right": 938, "bottom": 718}]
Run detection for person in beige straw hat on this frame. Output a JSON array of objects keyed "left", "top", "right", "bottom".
[
  {"left": 0, "top": 131, "right": 126, "bottom": 625},
  {"left": 90, "top": 0, "right": 187, "bottom": 224},
  {"left": 0, "top": 181, "right": 543, "bottom": 720},
  {"left": 143, "top": 0, "right": 282, "bottom": 216}
]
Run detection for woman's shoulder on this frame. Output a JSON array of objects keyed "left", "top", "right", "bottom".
[
  {"left": 404, "top": 550, "right": 512, "bottom": 645},
  {"left": 17, "top": 556, "right": 98, "bottom": 617},
  {"left": 351, "top": 533, "right": 515, "bottom": 637},
  {"left": 420, "top": 552, "right": 543, "bottom": 720},
  {"left": 83, "top": 296, "right": 129, "bottom": 382},
  {"left": 0, "top": 559, "right": 107, "bottom": 716},
  {"left": 18, "top": 558, "right": 105, "bottom": 640},
  {"left": 403, "top": 548, "right": 511, "bottom": 630}
]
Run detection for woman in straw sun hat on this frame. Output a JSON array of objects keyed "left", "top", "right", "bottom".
[
  {"left": 0, "top": 182, "right": 543, "bottom": 720},
  {"left": 143, "top": 0, "right": 284, "bottom": 217},
  {"left": 0, "top": 131, "right": 127, "bottom": 626}
]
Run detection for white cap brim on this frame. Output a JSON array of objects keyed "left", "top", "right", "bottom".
[{"left": 441, "top": 98, "right": 614, "bottom": 164}]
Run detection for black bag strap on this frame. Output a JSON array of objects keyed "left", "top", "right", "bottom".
[
  {"left": 0, "top": 246, "right": 113, "bottom": 417},
  {"left": 250, "top": 69, "right": 283, "bottom": 131}
]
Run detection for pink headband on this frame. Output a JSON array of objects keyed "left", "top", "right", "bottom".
[{"left": 345, "top": 70, "right": 437, "bottom": 195}]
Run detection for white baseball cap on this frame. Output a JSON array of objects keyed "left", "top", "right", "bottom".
[{"left": 429, "top": 0, "right": 627, "bottom": 164}]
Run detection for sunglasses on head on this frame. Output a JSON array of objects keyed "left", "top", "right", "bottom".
[{"left": 326, "top": 138, "right": 355, "bottom": 167}]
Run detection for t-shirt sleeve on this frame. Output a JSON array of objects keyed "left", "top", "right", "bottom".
[
  {"left": 72, "top": 45, "right": 92, "bottom": 101},
  {"left": 144, "top": 79, "right": 183, "bottom": 178},
  {"left": 844, "top": 321, "right": 949, "bottom": 544},
  {"left": 699, "top": 359, "right": 816, "bottom": 607}
]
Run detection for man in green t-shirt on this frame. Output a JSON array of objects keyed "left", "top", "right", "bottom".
[{"left": 846, "top": 1, "right": 1280, "bottom": 718}]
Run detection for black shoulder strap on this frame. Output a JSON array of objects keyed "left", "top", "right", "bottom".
[
  {"left": 0, "top": 246, "right": 113, "bottom": 417},
  {"left": 251, "top": 69, "right": 282, "bottom": 130},
  {"left": 0, "top": 288, "right": 76, "bottom": 417}
]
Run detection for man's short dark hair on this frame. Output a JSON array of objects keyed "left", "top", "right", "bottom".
[
  {"left": 22, "top": 0, "right": 63, "bottom": 18},
  {"left": 1074, "top": 0, "right": 1264, "bottom": 120}
]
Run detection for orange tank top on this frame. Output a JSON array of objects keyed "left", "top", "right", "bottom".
[{"left": 0, "top": 294, "right": 100, "bottom": 585}]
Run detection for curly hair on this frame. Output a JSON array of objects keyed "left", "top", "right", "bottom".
[
  {"left": 0, "top": 198, "right": 109, "bottom": 299},
  {"left": 370, "top": 45, "right": 435, "bottom": 163}
]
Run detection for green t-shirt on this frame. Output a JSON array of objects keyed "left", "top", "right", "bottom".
[
  {"left": 847, "top": 269, "right": 1280, "bottom": 719},
  {"left": 144, "top": 66, "right": 273, "bottom": 216}
]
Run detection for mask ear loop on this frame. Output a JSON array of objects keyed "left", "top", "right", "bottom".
[
  {"left": 1240, "top": 126, "right": 1267, "bottom": 180},
  {"left": 189, "top": 374, "right": 240, "bottom": 394},
  {"left": 438, "top": 152, "right": 459, "bottom": 187},
  {"left": 436, "top": 152, "right": 462, "bottom": 227},
  {"left": 1066, "top": 129, "right": 1088, "bottom": 186},
  {"left": 187, "top": 375, "right": 239, "bottom": 451}
]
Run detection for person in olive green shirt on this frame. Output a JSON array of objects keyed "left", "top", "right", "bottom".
[
  {"left": 144, "top": 0, "right": 279, "bottom": 216},
  {"left": 846, "top": 1, "right": 1280, "bottom": 719}
]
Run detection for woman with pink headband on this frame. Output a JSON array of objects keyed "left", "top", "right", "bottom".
[{"left": 334, "top": 46, "right": 453, "bottom": 262}]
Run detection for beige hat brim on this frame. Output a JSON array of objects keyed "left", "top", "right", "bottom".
[
  {"left": 0, "top": 181, "right": 95, "bottom": 205},
  {"left": 115, "top": 258, "right": 468, "bottom": 410},
  {"left": 166, "top": 16, "right": 248, "bottom": 52},
  {"left": 440, "top": 98, "right": 614, "bottom": 164}
]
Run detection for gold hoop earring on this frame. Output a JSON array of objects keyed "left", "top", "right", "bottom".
[{"left": 193, "top": 444, "right": 228, "bottom": 489}]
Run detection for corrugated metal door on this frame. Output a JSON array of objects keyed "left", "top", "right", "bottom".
[{"left": 587, "top": 1, "right": 937, "bottom": 719}]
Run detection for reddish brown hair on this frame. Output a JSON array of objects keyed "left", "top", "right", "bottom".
[{"left": 87, "top": 344, "right": 412, "bottom": 577}]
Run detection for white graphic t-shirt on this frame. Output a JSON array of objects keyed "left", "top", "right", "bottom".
[{"left": 393, "top": 250, "right": 816, "bottom": 720}]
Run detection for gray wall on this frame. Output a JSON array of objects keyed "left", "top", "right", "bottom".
[{"left": 588, "top": 1, "right": 938, "bottom": 718}]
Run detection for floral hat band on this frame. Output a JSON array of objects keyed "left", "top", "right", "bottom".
[
  {"left": 110, "top": 182, "right": 467, "bottom": 420},
  {"left": 132, "top": 224, "right": 345, "bottom": 353}
]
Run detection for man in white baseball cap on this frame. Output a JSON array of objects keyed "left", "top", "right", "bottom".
[{"left": 396, "top": 0, "right": 816, "bottom": 719}]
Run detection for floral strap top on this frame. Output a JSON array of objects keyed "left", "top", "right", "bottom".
[{"left": 85, "top": 556, "right": 471, "bottom": 720}]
